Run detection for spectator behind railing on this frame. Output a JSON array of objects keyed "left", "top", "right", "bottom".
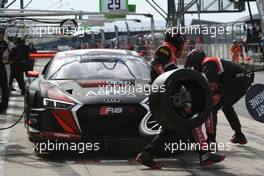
[{"left": 230, "top": 40, "right": 243, "bottom": 64}]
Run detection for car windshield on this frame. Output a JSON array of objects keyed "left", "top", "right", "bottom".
[{"left": 47, "top": 54, "right": 151, "bottom": 80}]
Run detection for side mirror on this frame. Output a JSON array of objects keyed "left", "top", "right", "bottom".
[{"left": 27, "top": 71, "right": 39, "bottom": 78}]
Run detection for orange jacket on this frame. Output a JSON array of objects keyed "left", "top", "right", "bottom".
[{"left": 231, "top": 45, "right": 241, "bottom": 59}]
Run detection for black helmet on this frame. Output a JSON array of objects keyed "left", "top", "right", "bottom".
[
  {"left": 164, "top": 29, "right": 186, "bottom": 50},
  {"left": 184, "top": 48, "right": 206, "bottom": 71}
]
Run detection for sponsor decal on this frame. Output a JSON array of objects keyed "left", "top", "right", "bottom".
[
  {"left": 245, "top": 84, "right": 264, "bottom": 123},
  {"left": 104, "top": 98, "right": 120, "bottom": 103},
  {"left": 85, "top": 88, "right": 136, "bottom": 97},
  {"left": 105, "top": 80, "right": 132, "bottom": 86},
  {"left": 79, "top": 80, "right": 134, "bottom": 87},
  {"left": 99, "top": 106, "right": 123, "bottom": 115},
  {"left": 41, "top": 131, "right": 80, "bottom": 140}
]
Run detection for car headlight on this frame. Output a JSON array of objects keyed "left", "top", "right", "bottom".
[{"left": 43, "top": 98, "right": 74, "bottom": 109}]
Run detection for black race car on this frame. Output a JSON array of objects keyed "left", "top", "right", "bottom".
[{"left": 25, "top": 49, "right": 161, "bottom": 144}]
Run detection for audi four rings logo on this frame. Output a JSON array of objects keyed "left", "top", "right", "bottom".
[{"left": 104, "top": 99, "right": 120, "bottom": 103}]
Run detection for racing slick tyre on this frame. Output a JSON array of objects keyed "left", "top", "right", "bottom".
[
  {"left": 149, "top": 69, "right": 212, "bottom": 130},
  {"left": 139, "top": 112, "right": 161, "bottom": 139}
]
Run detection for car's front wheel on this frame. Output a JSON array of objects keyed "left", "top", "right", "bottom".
[{"left": 139, "top": 112, "right": 162, "bottom": 139}]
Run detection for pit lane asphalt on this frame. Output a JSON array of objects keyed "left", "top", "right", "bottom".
[{"left": 0, "top": 62, "right": 263, "bottom": 176}]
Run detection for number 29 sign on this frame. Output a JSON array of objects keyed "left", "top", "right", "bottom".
[{"left": 99, "top": 0, "right": 129, "bottom": 13}]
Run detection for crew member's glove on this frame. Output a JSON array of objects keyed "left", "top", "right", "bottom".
[{"left": 212, "top": 94, "right": 221, "bottom": 106}]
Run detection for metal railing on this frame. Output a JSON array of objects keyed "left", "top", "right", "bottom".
[{"left": 136, "top": 43, "right": 264, "bottom": 65}]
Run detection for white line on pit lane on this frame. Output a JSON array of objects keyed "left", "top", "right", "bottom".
[
  {"left": 0, "top": 97, "right": 17, "bottom": 176},
  {"left": 66, "top": 158, "right": 178, "bottom": 164}
]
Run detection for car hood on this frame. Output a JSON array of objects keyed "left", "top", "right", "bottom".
[{"left": 46, "top": 79, "right": 150, "bottom": 104}]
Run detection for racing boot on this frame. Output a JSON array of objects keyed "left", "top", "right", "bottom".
[
  {"left": 199, "top": 152, "right": 225, "bottom": 166},
  {"left": 136, "top": 151, "right": 162, "bottom": 169},
  {"left": 231, "top": 133, "right": 247, "bottom": 145}
]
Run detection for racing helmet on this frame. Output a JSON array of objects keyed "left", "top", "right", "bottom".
[
  {"left": 164, "top": 29, "right": 186, "bottom": 50},
  {"left": 233, "top": 39, "right": 237, "bottom": 44},
  {"left": 184, "top": 48, "right": 206, "bottom": 71}
]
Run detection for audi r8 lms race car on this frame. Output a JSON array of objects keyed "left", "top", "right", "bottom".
[
  {"left": 24, "top": 49, "right": 163, "bottom": 147},
  {"left": 2, "top": 1, "right": 264, "bottom": 175}
]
